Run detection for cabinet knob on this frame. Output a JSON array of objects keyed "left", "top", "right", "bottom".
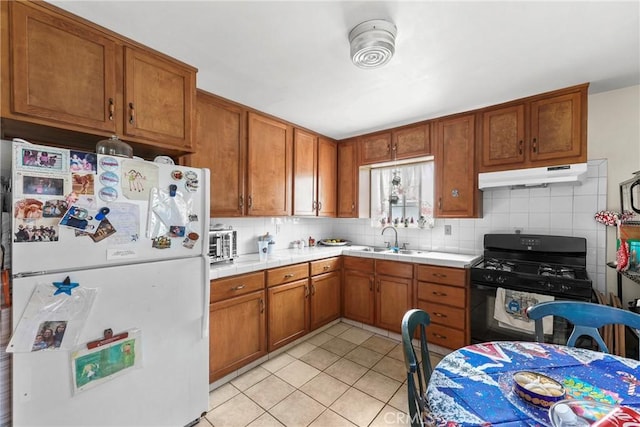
[
  {"left": 317, "top": 201, "right": 322, "bottom": 211},
  {"left": 259, "top": 298, "right": 264, "bottom": 313},
  {"left": 519, "top": 140, "right": 523, "bottom": 155},
  {"left": 311, "top": 284, "right": 316, "bottom": 296},
  {"left": 351, "top": 203, "right": 355, "bottom": 211},
  {"left": 248, "top": 195, "right": 253, "bottom": 208},
  {"left": 433, "top": 312, "right": 446, "bottom": 318},
  {"left": 231, "top": 284, "right": 246, "bottom": 291},
  {"left": 304, "top": 284, "right": 309, "bottom": 298},
  {"left": 532, "top": 138, "right": 537, "bottom": 153},
  {"left": 323, "top": 265, "right": 330, "bottom": 270},
  {"left": 432, "top": 291, "right": 447, "bottom": 297},
  {"left": 451, "top": 188, "right": 459, "bottom": 198},
  {"left": 284, "top": 273, "right": 295, "bottom": 278}
]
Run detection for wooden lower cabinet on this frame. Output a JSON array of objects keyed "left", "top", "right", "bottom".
[
  {"left": 342, "top": 257, "right": 413, "bottom": 333},
  {"left": 310, "top": 271, "right": 341, "bottom": 330},
  {"left": 342, "top": 257, "right": 375, "bottom": 324},
  {"left": 209, "top": 290, "right": 266, "bottom": 382},
  {"left": 416, "top": 265, "right": 469, "bottom": 349},
  {"left": 268, "top": 278, "right": 309, "bottom": 351},
  {"left": 375, "top": 274, "right": 412, "bottom": 333}
]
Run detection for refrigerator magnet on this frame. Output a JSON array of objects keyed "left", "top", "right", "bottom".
[
  {"left": 169, "top": 226, "right": 185, "bottom": 237},
  {"left": 171, "top": 170, "right": 183, "bottom": 180},
  {"left": 185, "top": 179, "right": 199, "bottom": 192},
  {"left": 99, "top": 171, "right": 119, "bottom": 187},
  {"left": 182, "top": 232, "right": 199, "bottom": 249},
  {"left": 98, "top": 187, "right": 118, "bottom": 202},
  {"left": 99, "top": 156, "right": 119, "bottom": 172},
  {"left": 152, "top": 236, "right": 171, "bottom": 249}
]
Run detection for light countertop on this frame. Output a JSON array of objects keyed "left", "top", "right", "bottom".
[{"left": 209, "top": 245, "right": 481, "bottom": 280}]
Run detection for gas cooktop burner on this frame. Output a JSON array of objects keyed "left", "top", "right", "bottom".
[
  {"left": 484, "top": 258, "right": 517, "bottom": 272},
  {"left": 538, "top": 264, "right": 576, "bottom": 279}
]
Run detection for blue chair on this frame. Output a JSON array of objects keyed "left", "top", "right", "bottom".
[
  {"left": 401, "top": 309, "right": 434, "bottom": 427},
  {"left": 526, "top": 301, "right": 640, "bottom": 359}
]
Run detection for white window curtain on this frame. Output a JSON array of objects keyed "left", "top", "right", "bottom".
[{"left": 370, "top": 161, "right": 434, "bottom": 227}]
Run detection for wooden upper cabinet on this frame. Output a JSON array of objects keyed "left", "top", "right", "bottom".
[
  {"left": 293, "top": 131, "right": 337, "bottom": 217},
  {"left": 2, "top": 1, "right": 196, "bottom": 155},
  {"left": 189, "top": 91, "right": 245, "bottom": 217},
  {"left": 247, "top": 112, "right": 292, "bottom": 216},
  {"left": 435, "top": 114, "right": 480, "bottom": 218},
  {"left": 392, "top": 122, "right": 431, "bottom": 160},
  {"left": 317, "top": 137, "right": 337, "bottom": 217},
  {"left": 337, "top": 139, "right": 359, "bottom": 218},
  {"left": 359, "top": 132, "right": 392, "bottom": 165},
  {"left": 7, "top": 1, "right": 118, "bottom": 133},
  {"left": 123, "top": 47, "right": 195, "bottom": 149},
  {"left": 479, "top": 84, "right": 587, "bottom": 172},
  {"left": 293, "top": 129, "right": 318, "bottom": 216},
  {"left": 358, "top": 123, "right": 431, "bottom": 165},
  {"left": 530, "top": 91, "right": 584, "bottom": 163},
  {"left": 481, "top": 104, "right": 525, "bottom": 168}
]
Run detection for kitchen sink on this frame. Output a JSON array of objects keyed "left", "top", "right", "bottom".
[
  {"left": 358, "top": 247, "right": 392, "bottom": 253},
  {"left": 397, "top": 249, "right": 424, "bottom": 255}
]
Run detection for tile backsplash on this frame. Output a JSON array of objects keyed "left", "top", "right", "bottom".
[{"left": 212, "top": 159, "right": 608, "bottom": 292}]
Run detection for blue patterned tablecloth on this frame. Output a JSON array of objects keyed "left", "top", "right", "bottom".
[{"left": 426, "top": 341, "right": 640, "bottom": 426}]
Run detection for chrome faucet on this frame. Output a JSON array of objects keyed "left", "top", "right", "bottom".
[{"left": 381, "top": 226, "right": 399, "bottom": 249}]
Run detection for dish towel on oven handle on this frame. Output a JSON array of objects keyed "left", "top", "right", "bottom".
[{"left": 494, "top": 287, "right": 554, "bottom": 335}]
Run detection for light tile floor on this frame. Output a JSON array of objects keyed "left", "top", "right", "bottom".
[{"left": 196, "top": 322, "right": 443, "bottom": 427}]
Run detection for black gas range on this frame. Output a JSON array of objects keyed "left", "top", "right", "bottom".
[{"left": 471, "top": 234, "right": 593, "bottom": 301}]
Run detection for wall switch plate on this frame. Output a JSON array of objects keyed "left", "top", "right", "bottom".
[{"left": 444, "top": 225, "right": 452, "bottom": 235}]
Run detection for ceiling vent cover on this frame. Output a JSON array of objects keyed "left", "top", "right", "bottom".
[{"left": 349, "top": 19, "right": 397, "bottom": 69}]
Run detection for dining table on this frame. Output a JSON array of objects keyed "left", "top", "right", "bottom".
[{"left": 426, "top": 341, "right": 640, "bottom": 426}]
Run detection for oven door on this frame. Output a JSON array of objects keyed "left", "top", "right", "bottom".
[{"left": 470, "top": 283, "right": 577, "bottom": 345}]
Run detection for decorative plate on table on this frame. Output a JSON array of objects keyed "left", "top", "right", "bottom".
[{"left": 319, "top": 239, "right": 350, "bottom": 246}]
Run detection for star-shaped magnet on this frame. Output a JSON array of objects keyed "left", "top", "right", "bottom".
[{"left": 52, "top": 276, "right": 79, "bottom": 296}]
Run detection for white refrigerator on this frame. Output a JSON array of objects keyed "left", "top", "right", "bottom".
[{"left": 7, "top": 140, "right": 210, "bottom": 427}]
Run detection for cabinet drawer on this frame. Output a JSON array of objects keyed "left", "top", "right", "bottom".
[
  {"left": 343, "top": 256, "right": 374, "bottom": 272},
  {"left": 375, "top": 260, "right": 413, "bottom": 279},
  {"left": 425, "top": 323, "right": 466, "bottom": 349},
  {"left": 310, "top": 257, "right": 341, "bottom": 276},
  {"left": 267, "top": 263, "right": 309, "bottom": 287},
  {"left": 418, "top": 300, "right": 465, "bottom": 330},
  {"left": 416, "top": 265, "right": 466, "bottom": 287},
  {"left": 417, "top": 282, "right": 465, "bottom": 309},
  {"left": 210, "top": 272, "right": 264, "bottom": 302}
]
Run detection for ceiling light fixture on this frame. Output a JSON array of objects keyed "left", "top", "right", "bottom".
[{"left": 349, "top": 19, "right": 397, "bottom": 69}]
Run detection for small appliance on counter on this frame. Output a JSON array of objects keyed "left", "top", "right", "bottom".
[{"left": 209, "top": 226, "right": 237, "bottom": 264}]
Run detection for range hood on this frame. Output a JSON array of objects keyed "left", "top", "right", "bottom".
[{"left": 478, "top": 163, "right": 588, "bottom": 190}]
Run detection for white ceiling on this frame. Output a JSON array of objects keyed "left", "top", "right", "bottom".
[{"left": 50, "top": 1, "right": 640, "bottom": 140}]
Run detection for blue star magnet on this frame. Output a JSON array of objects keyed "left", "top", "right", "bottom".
[{"left": 53, "top": 276, "right": 79, "bottom": 296}]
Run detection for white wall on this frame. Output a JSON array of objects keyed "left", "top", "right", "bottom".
[
  {"left": 588, "top": 84, "right": 640, "bottom": 301},
  {"left": 212, "top": 85, "right": 640, "bottom": 300}
]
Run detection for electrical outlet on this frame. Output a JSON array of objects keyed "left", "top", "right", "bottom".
[{"left": 444, "top": 225, "right": 452, "bottom": 235}]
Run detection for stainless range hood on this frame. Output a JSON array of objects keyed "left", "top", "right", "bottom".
[{"left": 478, "top": 163, "right": 588, "bottom": 190}]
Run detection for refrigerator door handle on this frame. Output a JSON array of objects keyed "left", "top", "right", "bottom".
[{"left": 201, "top": 257, "right": 209, "bottom": 339}]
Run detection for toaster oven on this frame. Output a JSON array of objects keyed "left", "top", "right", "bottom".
[{"left": 208, "top": 229, "right": 237, "bottom": 264}]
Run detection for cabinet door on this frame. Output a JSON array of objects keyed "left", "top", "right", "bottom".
[
  {"left": 209, "top": 290, "right": 266, "bottom": 382},
  {"left": 123, "top": 46, "right": 195, "bottom": 149},
  {"left": 267, "top": 279, "right": 309, "bottom": 351},
  {"left": 480, "top": 104, "right": 526, "bottom": 170},
  {"left": 8, "top": 2, "right": 117, "bottom": 133},
  {"left": 310, "top": 271, "right": 341, "bottom": 331},
  {"left": 393, "top": 123, "right": 431, "bottom": 160},
  {"left": 247, "top": 112, "right": 293, "bottom": 216},
  {"left": 435, "top": 114, "right": 479, "bottom": 218},
  {"left": 375, "top": 274, "right": 412, "bottom": 333},
  {"left": 342, "top": 270, "right": 375, "bottom": 324},
  {"left": 189, "top": 92, "right": 245, "bottom": 217},
  {"left": 317, "top": 137, "right": 337, "bottom": 217},
  {"left": 337, "top": 139, "right": 358, "bottom": 218},
  {"left": 530, "top": 91, "right": 584, "bottom": 163},
  {"left": 293, "top": 129, "right": 317, "bottom": 216},
  {"left": 359, "top": 132, "right": 392, "bottom": 165}
]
